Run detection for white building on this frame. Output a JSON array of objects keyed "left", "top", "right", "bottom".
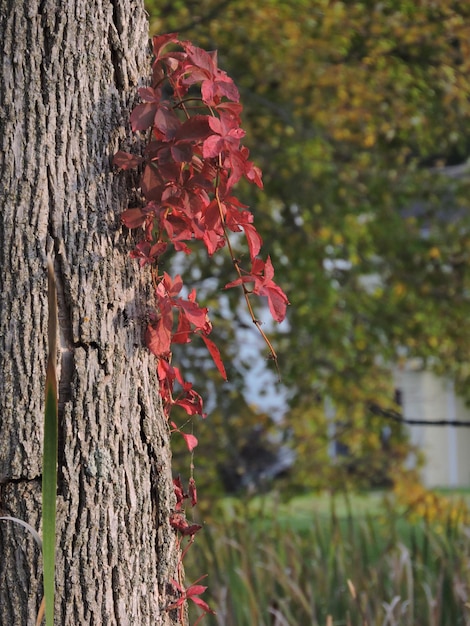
[{"left": 395, "top": 361, "right": 470, "bottom": 488}]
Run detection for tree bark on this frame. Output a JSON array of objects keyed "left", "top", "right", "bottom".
[{"left": 0, "top": 1, "right": 181, "bottom": 623}]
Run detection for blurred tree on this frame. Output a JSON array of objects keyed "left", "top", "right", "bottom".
[{"left": 146, "top": 0, "right": 470, "bottom": 496}]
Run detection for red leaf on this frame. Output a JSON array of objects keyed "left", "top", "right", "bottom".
[
  {"left": 188, "top": 477, "right": 197, "bottom": 506},
  {"left": 166, "top": 596, "right": 186, "bottom": 610},
  {"left": 170, "top": 578, "right": 184, "bottom": 594},
  {"left": 202, "top": 134, "right": 225, "bottom": 158},
  {"left": 251, "top": 257, "right": 266, "bottom": 275},
  {"left": 242, "top": 223, "right": 263, "bottom": 261},
  {"left": 113, "top": 151, "right": 143, "bottom": 170},
  {"left": 130, "top": 241, "right": 167, "bottom": 267},
  {"left": 215, "top": 101, "right": 243, "bottom": 121},
  {"left": 162, "top": 213, "right": 195, "bottom": 250},
  {"left": 202, "top": 115, "right": 245, "bottom": 158},
  {"left": 174, "top": 389, "right": 205, "bottom": 416},
  {"left": 186, "top": 44, "right": 217, "bottom": 75},
  {"left": 121, "top": 208, "right": 147, "bottom": 229},
  {"left": 172, "top": 310, "right": 192, "bottom": 344},
  {"left": 178, "top": 300, "right": 211, "bottom": 333},
  {"left": 158, "top": 272, "right": 184, "bottom": 299},
  {"left": 200, "top": 334, "right": 227, "bottom": 380},
  {"left": 152, "top": 33, "right": 180, "bottom": 59},
  {"left": 173, "top": 476, "right": 186, "bottom": 509},
  {"left": 262, "top": 283, "right": 290, "bottom": 323},
  {"left": 146, "top": 302, "right": 173, "bottom": 357},
  {"left": 175, "top": 115, "right": 211, "bottom": 143},
  {"left": 209, "top": 114, "right": 244, "bottom": 138},
  {"left": 224, "top": 275, "right": 251, "bottom": 290},
  {"left": 202, "top": 198, "right": 222, "bottom": 230},
  {"left": 141, "top": 163, "right": 163, "bottom": 201},
  {"left": 169, "top": 512, "right": 186, "bottom": 531},
  {"left": 202, "top": 228, "right": 226, "bottom": 256},
  {"left": 244, "top": 159, "right": 263, "bottom": 189},
  {"left": 169, "top": 513, "right": 202, "bottom": 536},
  {"left": 138, "top": 86, "right": 161, "bottom": 102},
  {"left": 171, "top": 142, "right": 193, "bottom": 163},
  {"left": 224, "top": 257, "right": 289, "bottom": 322},
  {"left": 180, "top": 431, "right": 198, "bottom": 452},
  {"left": 186, "top": 585, "right": 208, "bottom": 597},
  {"left": 263, "top": 255, "right": 275, "bottom": 281},
  {"left": 146, "top": 322, "right": 172, "bottom": 357},
  {"left": 130, "top": 102, "right": 158, "bottom": 131},
  {"left": 190, "top": 595, "right": 214, "bottom": 613},
  {"left": 169, "top": 575, "right": 215, "bottom": 618},
  {"left": 254, "top": 258, "right": 290, "bottom": 322},
  {"left": 202, "top": 76, "right": 239, "bottom": 105},
  {"left": 154, "top": 106, "right": 181, "bottom": 140}
]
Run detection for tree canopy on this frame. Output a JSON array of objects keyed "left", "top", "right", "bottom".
[{"left": 146, "top": 0, "right": 470, "bottom": 494}]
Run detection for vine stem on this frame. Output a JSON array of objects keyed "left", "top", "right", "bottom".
[{"left": 214, "top": 174, "right": 281, "bottom": 380}]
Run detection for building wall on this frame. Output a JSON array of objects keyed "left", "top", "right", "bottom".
[{"left": 394, "top": 364, "right": 470, "bottom": 488}]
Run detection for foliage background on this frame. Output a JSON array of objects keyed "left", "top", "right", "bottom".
[{"left": 144, "top": 0, "right": 470, "bottom": 497}]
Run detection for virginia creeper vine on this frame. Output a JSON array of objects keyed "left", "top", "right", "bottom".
[{"left": 114, "top": 33, "right": 288, "bottom": 623}]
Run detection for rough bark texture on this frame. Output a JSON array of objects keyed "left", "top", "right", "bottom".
[{"left": 0, "top": 1, "right": 181, "bottom": 623}]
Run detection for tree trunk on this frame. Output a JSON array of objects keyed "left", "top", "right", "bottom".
[{"left": 0, "top": 1, "right": 181, "bottom": 623}]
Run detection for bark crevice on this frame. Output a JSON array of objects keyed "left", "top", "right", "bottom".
[{"left": 109, "top": 0, "right": 127, "bottom": 92}]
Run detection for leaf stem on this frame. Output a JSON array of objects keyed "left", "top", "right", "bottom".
[{"left": 214, "top": 168, "right": 281, "bottom": 379}]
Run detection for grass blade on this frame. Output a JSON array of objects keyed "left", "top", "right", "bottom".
[
  {"left": 0, "top": 516, "right": 43, "bottom": 549},
  {"left": 43, "top": 259, "right": 58, "bottom": 626}
]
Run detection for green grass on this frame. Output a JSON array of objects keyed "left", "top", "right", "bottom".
[{"left": 184, "top": 492, "right": 470, "bottom": 626}]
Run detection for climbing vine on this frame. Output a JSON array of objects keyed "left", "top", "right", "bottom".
[{"left": 114, "top": 33, "right": 288, "bottom": 623}]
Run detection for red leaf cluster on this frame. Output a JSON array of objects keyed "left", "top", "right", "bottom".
[
  {"left": 225, "top": 256, "right": 289, "bottom": 323},
  {"left": 173, "top": 476, "right": 198, "bottom": 510},
  {"left": 114, "top": 33, "right": 288, "bottom": 430},
  {"left": 113, "top": 33, "right": 291, "bottom": 625},
  {"left": 169, "top": 512, "right": 202, "bottom": 537},
  {"left": 168, "top": 576, "right": 215, "bottom": 625}
]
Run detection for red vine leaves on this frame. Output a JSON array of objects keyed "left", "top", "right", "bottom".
[
  {"left": 114, "top": 33, "right": 289, "bottom": 624},
  {"left": 114, "top": 33, "right": 289, "bottom": 432}
]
